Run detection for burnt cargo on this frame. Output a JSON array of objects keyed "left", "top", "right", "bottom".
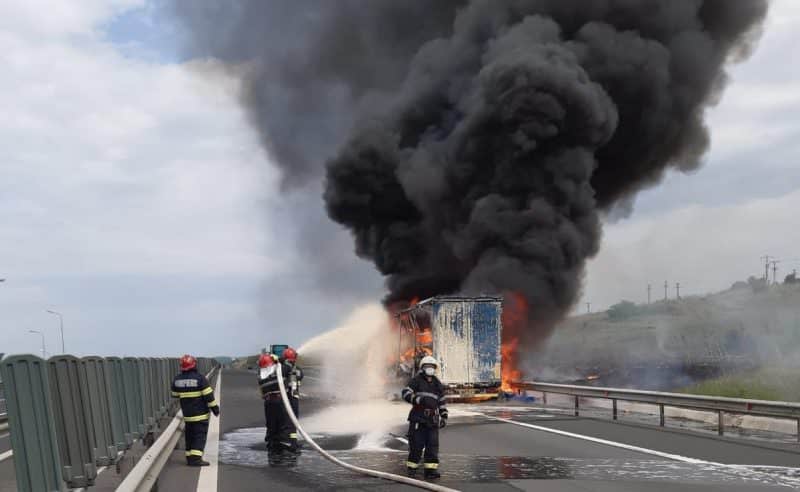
[{"left": 396, "top": 296, "right": 502, "bottom": 398}]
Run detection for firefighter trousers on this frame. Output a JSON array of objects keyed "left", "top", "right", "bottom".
[
  {"left": 264, "top": 398, "right": 297, "bottom": 452},
  {"left": 185, "top": 420, "right": 209, "bottom": 461},
  {"left": 406, "top": 422, "right": 439, "bottom": 470}
]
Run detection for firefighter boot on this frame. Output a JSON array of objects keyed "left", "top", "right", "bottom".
[
  {"left": 424, "top": 468, "right": 441, "bottom": 479},
  {"left": 187, "top": 456, "right": 210, "bottom": 467}
]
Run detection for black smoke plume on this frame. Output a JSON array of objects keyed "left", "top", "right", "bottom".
[{"left": 172, "top": 1, "right": 768, "bottom": 349}]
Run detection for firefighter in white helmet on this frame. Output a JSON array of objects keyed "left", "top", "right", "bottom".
[{"left": 401, "top": 355, "right": 448, "bottom": 479}]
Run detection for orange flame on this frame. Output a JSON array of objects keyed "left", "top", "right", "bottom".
[
  {"left": 501, "top": 292, "right": 529, "bottom": 391},
  {"left": 417, "top": 328, "right": 433, "bottom": 345}
]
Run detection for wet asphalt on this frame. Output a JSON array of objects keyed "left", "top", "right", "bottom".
[{"left": 182, "top": 369, "right": 800, "bottom": 491}]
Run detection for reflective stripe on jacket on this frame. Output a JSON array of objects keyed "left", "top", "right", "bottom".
[
  {"left": 172, "top": 369, "right": 217, "bottom": 422},
  {"left": 401, "top": 373, "right": 448, "bottom": 423}
]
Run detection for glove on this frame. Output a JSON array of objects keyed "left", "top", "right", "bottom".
[
  {"left": 211, "top": 406, "right": 220, "bottom": 417},
  {"left": 439, "top": 418, "right": 447, "bottom": 429}
]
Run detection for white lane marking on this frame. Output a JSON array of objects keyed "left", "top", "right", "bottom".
[
  {"left": 485, "top": 414, "right": 800, "bottom": 487},
  {"left": 197, "top": 372, "right": 222, "bottom": 492},
  {"left": 0, "top": 450, "right": 11, "bottom": 462},
  {"left": 485, "top": 415, "right": 707, "bottom": 464}
]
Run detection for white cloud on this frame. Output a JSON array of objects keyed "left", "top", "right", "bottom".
[
  {"left": 0, "top": 1, "right": 143, "bottom": 39},
  {"left": 583, "top": 189, "right": 800, "bottom": 311},
  {"left": 0, "top": 23, "right": 276, "bottom": 278},
  {"left": 0, "top": 2, "right": 284, "bottom": 356}
]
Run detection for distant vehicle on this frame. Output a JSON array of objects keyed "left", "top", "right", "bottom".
[
  {"left": 264, "top": 344, "right": 289, "bottom": 359},
  {"left": 393, "top": 295, "right": 503, "bottom": 400}
]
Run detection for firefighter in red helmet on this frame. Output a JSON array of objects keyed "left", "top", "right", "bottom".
[
  {"left": 256, "top": 353, "right": 279, "bottom": 447},
  {"left": 281, "top": 347, "right": 304, "bottom": 448},
  {"left": 171, "top": 354, "right": 219, "bottom": 466},
  {"left": 257, "top": 347, "right": 303, "bottom": 458}
]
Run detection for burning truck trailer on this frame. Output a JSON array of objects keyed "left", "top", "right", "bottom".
[{"left": 392, "top": 296, "right": 503, "bottom": 402}]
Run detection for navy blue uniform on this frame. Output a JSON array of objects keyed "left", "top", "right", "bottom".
[
  {"left": 258, "top": 361, "right": 301, "bottom": 453},
  {"left": 171, "top": 369, "right": 218, "bottom": 462},
  {"left": 401, "top": 373, "right": 448, "bottom": 473}
]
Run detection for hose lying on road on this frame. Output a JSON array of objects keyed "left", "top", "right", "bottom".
[{"left": 276, "top": 364, "right": 459, "bottom": 492}]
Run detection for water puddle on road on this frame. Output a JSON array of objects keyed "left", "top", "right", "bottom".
[{"left": 219, "top": 426, "right": 800, "bottom": 488}]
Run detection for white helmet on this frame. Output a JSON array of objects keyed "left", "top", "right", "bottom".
[{"left": 420, "top": 355, "right": 438, "bottom": 368}]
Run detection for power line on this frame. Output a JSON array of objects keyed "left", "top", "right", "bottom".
[{"left": 760, "top": 255, "right": 772, "bottom": 282}]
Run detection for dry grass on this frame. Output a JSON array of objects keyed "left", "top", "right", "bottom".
[{"left": 679, "top": 368, "right": 800, "bottom": 402}]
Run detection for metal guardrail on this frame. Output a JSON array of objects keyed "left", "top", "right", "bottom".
[
  {"left": 1, "top": 354, "right": 219, "bottom": 491},
  {"left": 510, "top": 381, "right": 800, "bottom": 441}
]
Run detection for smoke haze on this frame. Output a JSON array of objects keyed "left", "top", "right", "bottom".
[{"left": 172, "top": 1, "right": 768, "bottom": 351}]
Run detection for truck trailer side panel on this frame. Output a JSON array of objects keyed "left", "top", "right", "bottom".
[{"left": 432, "top": 298, "right": 502, "bottom": 386}]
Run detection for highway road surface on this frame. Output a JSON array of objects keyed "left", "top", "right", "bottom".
[
  {"left": 0, "top": 368, "right": 798, "bottom": 491},
  {"left": 155, "top": 368, "right": 800, "bottom": 491}
]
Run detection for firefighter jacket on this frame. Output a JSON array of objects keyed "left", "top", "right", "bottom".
[
  {"left": 258, "top": 361, "right": 294, "bottom": 396},
  {"left": 171, "top": 369, "right": 218, "bottom": 422},
  {"left": 401, "top": 373, "right": 448, "bottom": 425}
]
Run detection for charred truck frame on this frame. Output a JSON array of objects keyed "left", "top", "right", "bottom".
[{"left": 394, "top": 296, "right": 503, "bottom": 400}]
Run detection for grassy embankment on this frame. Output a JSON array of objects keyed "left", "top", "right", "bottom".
[{"left": 680, "top": 368, "right": 800, "bottom": 402}]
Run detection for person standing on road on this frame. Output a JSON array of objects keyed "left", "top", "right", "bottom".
[
  {"left": 257, "top": 352, "right": 299, "bottom": 455},
  {"left": 401, "top": 355, "right": 448, "bottom": 479},
  {"left": 171, "top": 354, "right": 219, "bottom": 467},
  {"left": 282, "top": 347, "right": 304, "bottom": 419}
]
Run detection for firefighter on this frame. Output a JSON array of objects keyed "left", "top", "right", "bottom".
[
  {"left": 282, "top": 347, "right": 304, "bottom": 420},
  {"left": 257, "top": 352, "right": 298, "bottom": 454},
  {"left": 401, "top": 355, "right": 448, "bottom": 479},
  {"left": 171, "top": 354, "right": 219, "bottom": 466}
]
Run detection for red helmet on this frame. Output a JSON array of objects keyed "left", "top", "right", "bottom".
[
  {"left": 283, "top": 347, "right": 298, "bottom": 363},
  {"left": 180, "top": 354, "right": 197, "bottom": 371},
  {"left": 258, "top": 353, "right": 275, "bottom": 368}
]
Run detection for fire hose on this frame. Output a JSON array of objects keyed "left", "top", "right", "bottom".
[{"left": 276, "top": 363, "right": 460, "bottom": 492}]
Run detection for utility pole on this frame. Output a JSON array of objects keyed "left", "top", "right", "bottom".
[
  {"left": 761, "top": 255, "right": 772, "bottom": 282},
  {"left": 647, "top": 284, "right": 651, "bottom": 304},
  {"left": 586, "top": 302, "right": 591, "bottom": 314},
  {"left": 664, "top": 281, "right": 668, "bottom": 301},
  {"left": 771, "top": 261, "right": 779, "bottom": 285},
  {"left": 676, "top": 282, "right": 681, "bottom": 300}
]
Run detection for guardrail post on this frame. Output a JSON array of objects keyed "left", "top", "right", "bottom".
[
  {"left": 78, "top": 356, "right": 118, "bottom": 466},
  {"left": 659, "top": 404, "right": 665, "bottom": 427},
  {"left": 574, "top": 395, "right": 579, "bottom": 417},
  {"left": 612, "top": 399, "right": 617, "bottom": 420},
  {"left": 796, "top": 418, "right": 799, "bottom": 443},
  {"left": 48, "top": 355, "right": 98, "bottom": 488},
  {"left": 718, "top": 410, "right": 724, "bottom": 436},
  {"left": 0, "top": 354, "right": 63, "bottom": 492},
  {"left": 122, "top": 357, "right": 144, "bottom": 440},
  {"left": 542, "top": 392, "right": 547, "bottom": 406}
]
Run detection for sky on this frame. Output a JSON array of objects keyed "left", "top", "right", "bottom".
[{"left": 0, "top": 1, "right": 798, "bottom": 358}]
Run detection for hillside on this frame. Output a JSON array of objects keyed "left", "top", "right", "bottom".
[{"left": 526, "top": 281, "right": 800, "bottom": 391}]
